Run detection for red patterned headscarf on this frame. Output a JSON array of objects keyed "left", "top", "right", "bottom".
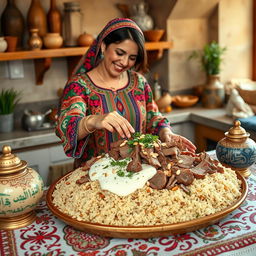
[{"left": 73, "top": 18, "right": 144, "bottom": 75}]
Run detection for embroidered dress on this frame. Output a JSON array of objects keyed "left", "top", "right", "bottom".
[{"left": 55, "top": 18, "right": 171, "bottom": 165}]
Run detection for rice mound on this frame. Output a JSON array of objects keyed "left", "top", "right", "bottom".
[{"left": 52, "top": 165, "right": 242, "bottom": 226}]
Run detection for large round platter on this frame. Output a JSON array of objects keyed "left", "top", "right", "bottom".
[{"left": 46, "top": 171, "right": 248, "bottom": 238}]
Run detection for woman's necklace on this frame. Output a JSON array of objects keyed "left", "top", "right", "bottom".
[{"left": 96, "top": 66, "right": 125, "bottom": 91}]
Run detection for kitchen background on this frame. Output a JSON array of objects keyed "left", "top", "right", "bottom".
[
  {"left": 0, "top": 0, "right": 253, "bottom": 104},
  {"left": 0, "top": 0, "right": 254, "bottom": 185}
]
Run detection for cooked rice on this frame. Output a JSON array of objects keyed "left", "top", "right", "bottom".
[{"left": 52, "top": 166, "right": 242, "bottom": 226}]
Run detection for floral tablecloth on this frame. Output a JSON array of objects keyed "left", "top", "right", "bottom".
[{"left": 1, "top": 161, "right": 256, "bottom": 256}]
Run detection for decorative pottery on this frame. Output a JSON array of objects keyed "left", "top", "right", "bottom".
[
  {"left": 155, "top": 92, "right": 172, "bottom": 112},
  {"left": 0, "top": 0, "right": 25, "bottom": 49},
  {"left": 202, "top": 75, "right": 225, "bottom": 108},
  {"left": 27, "top": 0, "right": 47, "bottom": 38},
  {"left": 63, "top": 2, "right": 83, "bottom": 46},
  {"left": 43, "top": 33, "right": 63, "bottom": 49},
  {"left": 0, "top": 113, "right": 14, "bottom": 133},
  {"left": 172, "top": 95, "right": 199, "bottom": 108},
  {"left": 0, "top": 145, "right": 44, "bottom": 229},
  {"left": 0, "top": 37, "right": 8, "bottom": 52},
  {"left": 77, "top": 32, "right": 94, "bottom": 46},
  {"left": 47, "top": 0, "right": 62, "bottom": 34},
  {"left": 216, "top": 120, "right": 256, "bottom": 178},
  {"left": 130, "top": 1, "right": 154, "bottom": 31},
  {"left": 4, "top": 36, "right": 18, "bottom": 52},
  {"left": 28, "top": 28, "right": 43, "bottom": 50},
  {"left": 143, "top": 29, "right": 165, "bottom": 42}
]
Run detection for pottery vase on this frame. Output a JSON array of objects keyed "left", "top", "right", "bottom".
[
  {"left": 0, "top": 0, "right": 25, "bottom": 49},
  {"left": 4, "top": 36, "right": 18, "bottom": 52},
  {"left": 43, "top": 33, "right": 63, "bottom": 49},
  {"left": 47, "top": 0, "right": 62, "bottom": 35},
  {"left": 0, "top": 37, "right": 8, "bottom": 52},
  {"left": 28, "top": 28, "right": 43, "bottom": 50},
  {"left": 201, "top": 75, "right": 225, "bottom": 108},
  {"left": 27, "top": 0, "right": 47, "bottom": 38},
  {"left": 0, "top": 145, "right": 44, "bottom": 229},
  {"left": 130, "top": 1, "right": 154, "bottom": 31},
  {"left": 216, "top": 120, "right": 256, "bottom": 178}
]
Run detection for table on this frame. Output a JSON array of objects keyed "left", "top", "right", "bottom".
[{"left": 1, "top": 160, "right": 256, "bottom": 256}]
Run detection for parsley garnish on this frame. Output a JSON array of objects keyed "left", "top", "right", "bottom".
[{"left": 127, "top": 132, "right": 159, "bottom": 148}]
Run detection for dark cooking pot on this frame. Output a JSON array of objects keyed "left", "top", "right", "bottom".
[{"left": 22, "top": 109, "right": 52, "bottom": 131}]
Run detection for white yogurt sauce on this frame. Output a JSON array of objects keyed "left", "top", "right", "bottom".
[{"left": 89, "top": 156, "right": 157, "bottom": 196}]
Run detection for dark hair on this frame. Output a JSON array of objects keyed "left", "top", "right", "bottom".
[{"left": 103, "top": 27, "right": 147, "bottom": 72}]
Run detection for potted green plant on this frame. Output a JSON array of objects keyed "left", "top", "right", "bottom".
[
  {"left": 189, "top": 41, "right": 227, "bottom": 108},
  {"left": 0, "top": 88, "right": 21, "bottom": 133}
]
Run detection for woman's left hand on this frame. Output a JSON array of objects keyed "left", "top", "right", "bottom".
[{"left": 159, "top": 128, "right": 196, "bottom": 153}]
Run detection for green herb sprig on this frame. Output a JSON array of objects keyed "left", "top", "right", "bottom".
[{"left": 127, "top": 132, "right": 159, "bottom": 148}]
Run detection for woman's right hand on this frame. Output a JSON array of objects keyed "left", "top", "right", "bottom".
[{"left": 82, "top": 111, "right": 135, "bottom": 139}]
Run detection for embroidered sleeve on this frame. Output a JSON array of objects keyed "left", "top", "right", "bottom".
[
  {"left": 55, "top": 78, "right": 90, "bottom": 158},
  {"left": 144, "top": 79, "right": 171, "bottom": 135}
]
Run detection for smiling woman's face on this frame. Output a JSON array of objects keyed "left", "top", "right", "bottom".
[{"left": 101, "top": 39, "right": 139, "bottom": 78}]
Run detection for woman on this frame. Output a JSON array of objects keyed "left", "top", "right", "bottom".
[{"left": 56, "top": 18, "right": 196, "bottom": 168}]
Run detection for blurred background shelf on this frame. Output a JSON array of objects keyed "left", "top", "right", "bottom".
[{"left": 0, "top": 41, "right": 173, "bottom": 85}]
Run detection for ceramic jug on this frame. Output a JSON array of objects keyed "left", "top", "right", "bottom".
[
  {"left": 0, "top": 145, "right": 44, "bottom": 229},
  {"left": 130, "top": 1, "right": 154, "bottom": 31}
]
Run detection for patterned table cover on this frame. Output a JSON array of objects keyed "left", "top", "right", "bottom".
[{"left": 1, "top": 157, "right": 256, "bottom": 256}]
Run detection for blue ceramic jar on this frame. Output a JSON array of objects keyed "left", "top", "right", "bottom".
[{"left": 216, "top": 120, "right": 256, "bottom": 178}]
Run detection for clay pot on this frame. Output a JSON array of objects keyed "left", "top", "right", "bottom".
[
  {"left": 47, "top": 0, "right": 62, "bottom": 34},
  {"left": 77, "top": 33, "right": 94, "bottom": 46},
  {"left": 0, "top": 37, "right": 8, "bottom": 52},
  {"left": 43, "top": 33, "right": 63, "bottom": 49},
  {"left": 27, "top": 0, "right": 47, "bottom": 38},
  {"left": 4, "top": 36, "right": 18, "bottom": 52},
  {"left": 0, "top": 145, "right": 44, "bottom": 230},
  {"left": 1, "top": 0, "right": 25, "bottom": 49},
  {"left": 28, "top": 28, "right": 43, "bottom": 50}
]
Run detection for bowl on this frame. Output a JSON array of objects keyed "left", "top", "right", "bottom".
[
  {"left": 172, "top": 95, "right": 199, "bottom": 108},
  {"left": 143, "top": 29, "right": 165, "bottom": 42}
]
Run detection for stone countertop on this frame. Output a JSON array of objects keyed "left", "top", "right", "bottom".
[{"left": 0, "top": 106, "right": 249, "bottom": 152}]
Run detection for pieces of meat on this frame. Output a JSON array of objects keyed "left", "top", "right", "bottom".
[
  {"left": 175, "top": 168, "right": 194, "bottom": 186},
  {"left": 82, "top": 156, "right": 101, "bottom": 171},
  {"left": 165, "top": 174, "right": 177, "bottom": 190},
  {"left": 176, "top": 154, "right": 196, "bottom": 168},
  {"left": 148, "top": 170, "right": 167, "bottom": 190},
  {"left": 161, "top": 146, "right": 179, "bottom": 158},
  {"left": 76, "top": 175, "right": 90, "bottom": 185},
  {"left": 126, "top": 144, "right": 142, "bottom": 172},
  {"left": 140, "top": 147, "right": 161, "bottom": 168}
]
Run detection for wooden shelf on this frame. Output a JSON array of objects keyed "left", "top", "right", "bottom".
[{"left": 0, "top": 41, "right": 173, "bottom": 84}]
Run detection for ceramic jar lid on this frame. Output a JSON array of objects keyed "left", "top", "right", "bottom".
[
  {"left": 224, "top": 120, "right": 249, "bottom": 142},
  {"left": 0, "top": 145, "right": 27, "bottom": 175}
]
